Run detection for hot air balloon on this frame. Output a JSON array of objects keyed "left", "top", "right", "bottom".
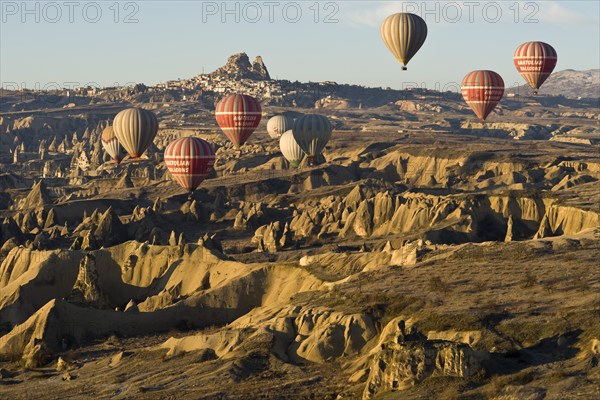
[
  {"left": 514, "top": 41, "right": 557, "bottom": 94},
  {"left": 292, "top": 114, "right": 332, "bottom": 163},
  {"left": 215, "top": 94, "right": 262, "bottom": 148},
  {"left": 279, "top": 130, "right": 305, "bottom": 168},
  {"left": 267, "top": 115, "right": 294, "bottom": 139},
  {"left": 461, "top": 70, "right": 504, "bottom": 122},
  {"left": 164, "top": 137, "right": 215, "bottom": 192},
  {"left": 381, "top": 13, "right": 428, "bottom": 70},
  {"left": 101, "top": 126, "right": 125, "bottom": 164},
  {"left": 112, "top": 108, "right": 159, "bottom": 158}
]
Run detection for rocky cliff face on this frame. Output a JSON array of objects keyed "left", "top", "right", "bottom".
[
  {"left": 363, "top": 340, "right": 482, "bottom": 398},
  {"left": 209, "top": 53, "right": 270, "bottom": 81}
]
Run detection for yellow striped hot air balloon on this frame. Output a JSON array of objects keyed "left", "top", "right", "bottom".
[
  {"left": 292, "top": 114, "right": 332, "bottom": 164},
  {"left": 112, "top": 108, "right": 159, "bottom": 158},
  {"left": 381, "top": 13, "right": 428, "bottom": 70},
  {"left": 279, "top": 130, "right": 305, "bottom": 168},
  {"left": 101, "top": 126, "right": 125, "bottom": 164}
]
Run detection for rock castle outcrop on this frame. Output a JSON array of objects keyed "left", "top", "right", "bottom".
[{"left": 209, "top": 53, "right": 270, "bottom": 81}]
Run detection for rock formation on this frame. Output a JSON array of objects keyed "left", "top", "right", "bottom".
[
  {"left": 116, "top": 170, "right": 134, "bottom": 189},
  {"left": 1, "top": 61, "right": 599, "bottom": 398},
  {"left": 363, "top": 340, "right": 482, "bottom": 398},
  {"left": 93, "top": 206, "right": 125, "bottom": 246},
  {"left": 20, "top": 180, "right": 52, "bottom": 210},
  {"left": 209, "top": 53, "right": 270, "bottom": 81},
  {"left": 67, "top": 253, "right": 110, "bottom": 308}
]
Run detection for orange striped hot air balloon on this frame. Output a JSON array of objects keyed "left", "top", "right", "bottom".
[
  {"left": 514, "top": 41, "right": 557, "bottom": 94},
  {"left": 101, "top": 126, "right": 125, "bottom": 164},
  {"left": 164, "top": 137, "right": 215, "bottom": 192},
  {"left": 381, "top": 13, "right": 428, "bottom": 70},
  {"left": 112, "top": 108, "right": 158, "bottom": 158},
  {"left": 215, "top": 94, "right": 262, "bottom": 148},
  {"left": 461, "top": 70, "right": 504, "bottom": 122}
]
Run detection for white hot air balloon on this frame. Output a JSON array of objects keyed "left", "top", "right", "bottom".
[
  {"left": 279, "top": 130, "right": 305, "bottom": 168},
  {"left": 267, "top": 114, "right": 294, "bottom": 139}
]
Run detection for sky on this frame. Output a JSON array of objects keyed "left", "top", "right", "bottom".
[{"left": 1, "top": 1, "right": 599, "bottom": 92}]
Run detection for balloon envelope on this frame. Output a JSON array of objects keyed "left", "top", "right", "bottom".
[
  {"left": 514, "top": 41, "right": 557, "bottom": 91},
  {"left": 164, "top": 137, "right": 215, "bottom": 192},
  {"left": 292, "top": 114, "right": 332, "bottom": 160},
  {"left": 267, "top": 115, "right": 294, "bottom": 139},
  {"left": 279, "top": 130, "right": 305, "bottom": 168},
  {"left": 101, "top": 126, "right": 125, "bottom": 164},
  {"left": 215, "top": 94, "right": 262, "bottom": 148},
  {"left": 461, "top": 70, "right": 504, "bottom": 122},
  {"left": 112, "top": 108, "right": 158, "bottom": 158},
  {"left": 381, "top": 13, "right": 427, "bottom": 69}
]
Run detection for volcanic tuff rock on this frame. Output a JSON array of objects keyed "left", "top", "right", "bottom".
[
  {"left": 1, "top": 72, "right": 600, "bottom": 398},
  {"left": 253, "top": 222, "right": 286, "bottom": 252},
  {"left": 81, "top": 231, "right": 98, "bottom": 251},
  {"left": 1, "top": 217, "right": 23, "bottom": 244},
  {"left": 161, "top": 305, "right": 377, "bottom": 364},
  {"left": 20, "top": 180, "right": 52, "bottom": 210},
  {"left": 363, "top": 340, "right": 482, "bottom": 398},
  {"left": 68, "top": 253, "right": 110, "bottom": 308},
  {"left": 93, "top": 206, "right": 125, "bottom": 246},
  {"left": 116, "top": 170, "right": 134, "bottom": 189},
  {"left": 209, "top": 53, "right": 271, "bottom": 81},
  {"left": 460, "top": 121, "right": 560, "bottom": 140}
]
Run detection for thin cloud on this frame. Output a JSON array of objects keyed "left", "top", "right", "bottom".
[{"left": 536, "top": 1, "right": 598, "bottom": 28}]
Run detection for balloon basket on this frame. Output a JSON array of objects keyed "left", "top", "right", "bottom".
[{"left": 402, "top": 66, "right": 407, "bottom": 71}]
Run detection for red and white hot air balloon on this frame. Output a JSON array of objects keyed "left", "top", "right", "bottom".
[
  {"left": 461, "top": 70, "right": 504, "bottom": 122},
  {"left": 514, "top": 41, "right": 557, "bottom": 94},
  {"left": 215, "top": 94, "right": 262, "bottom": 148},
  {"left": 164, "top": 137, "right": 215, "bottom": 192}
]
